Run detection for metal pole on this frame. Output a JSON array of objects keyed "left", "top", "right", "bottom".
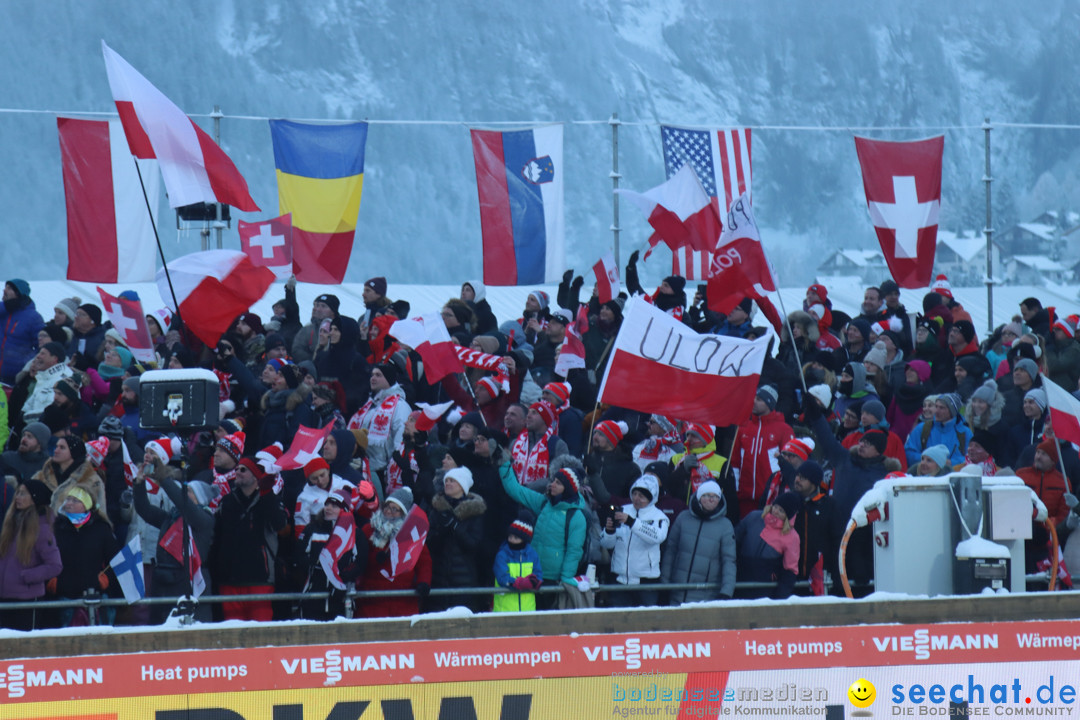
[
  {"left": 983, "top": 117, "right": 994, "bottom": 334},
  {"left": 133, "top": 159, "right": 182, "bottom": 326},
  {"left": 610, "top": 112, "right": 621, "bottom": 266},
  {"left": 212, "top": 105, "right": 225, "bottom": 250}
]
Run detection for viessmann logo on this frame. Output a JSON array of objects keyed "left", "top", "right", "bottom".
[
  {"left": 872, "top": 628, "right": 998, "bottom": 660},
  {"left": 583, "top": 637, "right": 711, "bottom": 670},
  {"left": 0, "top": 663, "right": 104, "bottom": 698}
]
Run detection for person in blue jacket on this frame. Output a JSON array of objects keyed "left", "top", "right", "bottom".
[
  {"left": 0, "top": 279, "right": 44, "bottom": 385},
  {"left": 904, "top": 392, "right": 973, "bottom": 468}
]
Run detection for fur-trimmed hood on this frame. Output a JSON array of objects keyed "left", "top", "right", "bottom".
[
  {"left": 783, "top": 310, "right": 820, "bottom": 343},
  {"left": 46, "top": 460, "right": 110, "bottom": 526},
  {"left": 431, "top": 491, "right": 487, "bottom": 520}
]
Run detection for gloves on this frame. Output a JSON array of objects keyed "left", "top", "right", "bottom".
[
  {"left": 628, "top": 250, "right": 640, "bottom": 266},
  {"left": 97, "top": 570, "right": 110, "bottom": 591},
  {"left": 512, "top": 577, "right": 534, "bottom": 591},
  {"left": 571, "top": 275, "right": 584, "bottom": 291},
  {"left": 573, "top": 576, "right": 591, "bottom": 593},
  {"left": 562, "top": 269, "right": 574, "bottom": 284},
  {"left": 526, "top": 574, "right": 542, "bottom": 590},
  {"left": 356, "top": 480, "right": 376, "bottom": 503},
  {"left": 415, "top": 582, "right": 431, "bottom": 598},
  {"left": 1066, "top": 493, "right": 1079, "bottom": 510},
  {"left": 119, "top": 488, "right": 133, "bottom": 509},
  {"left": 682, "top": 453, "right": 699, "bottom": 469},
  {"left": 46, "top": 577, "right": 57, "bottom": 595},
  {"left": 802, "top": 392, "right": 823, "bottom": 421}
]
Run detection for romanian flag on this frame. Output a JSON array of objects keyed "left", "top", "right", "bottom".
[{"left": 269, "top": 120, "right": 368, "bottom": 284}]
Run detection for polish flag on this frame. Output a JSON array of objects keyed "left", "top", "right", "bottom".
[
  {"left": 58, "top": 117, "right": 159, "bottom": 283},
  {"left": 618, "top": 164, "right": 723, "bottom": 254},
  {"left": 555, "top": 323, "right": 586, "bottom": 377},
  {"left": 102, "top": 41, "right": 259, "bottom": 212},
  {"left": 155, "top": 250, "right": 274, "bottom": 348},
  {"left": 238, "top": 214, "right": 293, "bottom": 280},
  {"left": 1042, "top": 375, "right": 1080, "bottom": 448},
  {"left": 592, "top": 252, "right": 620, "bottom": 304},
  {"left": 275, "top": 423, "right": 335, "bottom": 472},
  {"left": 390, "top": 313, "right": 466, "bottom": 384},
  {"left": 707, "top": 192, "right": 778, "bottom": 314},
  {"left": 598, "top": 296, "right": 769, "bottom": 427},
  {"left": 96, "top": 287, "right": 155, "bottom": 364}
]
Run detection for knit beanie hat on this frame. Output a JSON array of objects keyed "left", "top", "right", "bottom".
[
  {"left": 54, "top": 297, "right": 79, "bottom": 322},
  {"left": 1025, "top": 387, "right": 1048, "bottom": 411},
  {"left": 920, "top": 444, "right": 950, "bottom": 471},
  {"left": 953, "top": 319, "right": 976, "bottom": 344},
  {"left": 696, "top": 480, "right": 722, "bottom": 500},
  {"left": 509, "top": 510, "right": 535, "bottom": 542},
  {"left": 476, "top": 376, "right": 501, "bottom": 400},
  {"left": 365, "top": 277, "right": 387, "bottom": 297},
  {"left": 22, "top": 480, "right": 52, "bottom": 508},
  {"left": 774, "top": 492, "right": 801, "bottom": 521},
  {"left": 594, "top": 420, "right": 628, "bottom": 447},
  {"left": 78, "top": 303, "right": 103, "bottom": 326},
  {"left": 861, "top": 430, "right": 888, "bottom": 455},
  {"left": 542, "top": 381, "right": 572, "bottom": 407},
  {"left": 864, "top": 341, "right": 888, "bottom": 370},
  {"left": 650, "top": 414, "right": 676, "bottom": 434},
  {"left": 43, "top": 341, "right": 67, "bottom": 362},
  {"left": 387, "top": 487, "right": 414, "bottom": 514},
  {"left": 808, "top": 383, "right": 833, "bottom": 409},
  {"left": 530, "top": 401, "right": 556, "bottom": 428},
  {"left": 937, "top": 393, "right": 962, "bottom": 418},
  {"left": 1038, "top": 438, "right": 1061, "bottom": 464},
  {"left": 971, "top": 379, "right": 998, "bottom": 404},
  {"left": 122, "top": 376, "right": 141, "bottom": 399},
  {"left": 756, "top": 385, "right": 778, "bottom": 411},
  {"left": 65, "top": 486, "right": 94, "bottom": 510},
  {"left": 217, "top": 431, "right": 245, "bottom": 463},
  {"left": 795, "top": 460, "right": 824, "bottom": 487},
  {"left": 970, "top": 429, "right": 998, "bottom": 458},
  {"left": 314, "top": 293, "right": 340, "bottom": 314},
  {"left": 23, "top": 422, "right": 50, "bottom": 451},
  {"left": 685, "top": 422, "right": 715, "bottom": 447},
  {"left": 861, "top": 399, "right": 887, "bottom": 423},
  {"left": 444, "top": 466, "right": 474, "bottom": 495},
  {"left": 1014, "top": 358, "right": 1039, "bottom": 382},
  {"left": 304, "top": 457, "right": 330, "bottom": 478},
  {"left": 782, "top": 437, "right": 816, "bottom": 462}
]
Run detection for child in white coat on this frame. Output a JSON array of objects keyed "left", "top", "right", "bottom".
[{"left": 600, "top": 472, "right": 668, "bottom": 607}]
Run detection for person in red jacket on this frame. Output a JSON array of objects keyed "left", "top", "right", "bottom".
[
  {"left": 730, "top": 386, "right": 794, "bottom": 520},
  {"left": 1017, "top": 439, "right": 1068, "bottom": 526},
  {"left": 357, "top": 487, "right": 432, "bottom": 618}
]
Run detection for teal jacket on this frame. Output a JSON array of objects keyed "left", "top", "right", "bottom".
[{"left": 499, "top": 461, "right": 585, "bottom": 584}]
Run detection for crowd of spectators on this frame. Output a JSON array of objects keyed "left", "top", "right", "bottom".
[{"left": 0, "top": 262, "right": 1076, "bottom": 629}]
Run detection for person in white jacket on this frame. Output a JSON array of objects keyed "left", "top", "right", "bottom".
[
  {"left": 294, "top": 458, "right": 357, "bottom": 537},
  {"left": 600, "top": 473, "right": 668, "bottom": 607}
]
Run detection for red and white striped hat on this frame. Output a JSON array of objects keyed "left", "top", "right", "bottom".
[
  {"left": 594, "top": 420, "right": 628, "bottom": 447},
  {"left": 781, "top": 437, "right": 816, "bottom": 462}
]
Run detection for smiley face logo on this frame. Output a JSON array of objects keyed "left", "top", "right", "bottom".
[{"left": 848, "top": 678, "right": 876, "bottom": 708}]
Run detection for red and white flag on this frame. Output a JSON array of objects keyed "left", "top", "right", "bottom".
[
  {"left": 159, "top": 518, "right": 205, "bottom": 598},
  {"left": 318, "top": 512, "right": 357, "bottom": 591},
  {"left": 275, "top": 423, "right": 335, "bottom": 472},
  {"left": 598, "top": 296, "right": 769, "bottom": 427},
  {"left": 671, "top": 247, "right": 712, "bottom": 281},
  {"left": 238, "top": 214, "right": 293, "bottom": 280},
  {"left": 555, "top": 323, "right": 586, "bottom": 377},
  {"left": 660, "top": 125, "right": 752, "bottom": 217},
  {"left": 707, "top": 192, "right": 778, "bottom": 314},
  {"left": 102, "top": 41, "right": 259, "bottom": 212},
  {"left": 383, "top": 505, "right": 430, "bottom": 579},
  {"left": 96, "top": 287, "right": 155, "bottom": 364},
  {"left": 1042, "top": 375, "right": 1080, "bottom": 449},
  {"left": 592, "top": 252, "right": 621, "bottom": 304},
  {"left": 155, "top": 250, "right": 275, "bottom": 348},
  {"left": 390, "top": 313, "right": 466, "bottom": 384},
  {"left": 618, "top": 164, "right": 723, "bottom": 255},
  {"left": 855, "top": 135, "right": 944, "bottom": 289},
  {"left": 58, "top": 118, "right": 160, "bottom": 283}
]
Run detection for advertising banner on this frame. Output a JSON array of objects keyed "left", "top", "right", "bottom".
[{"left": 5, "top": 619, "right": 1080, "bottom": 718}]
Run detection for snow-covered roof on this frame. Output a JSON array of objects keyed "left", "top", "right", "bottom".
[
  {"left": 1009, "top": 255, "right": 1066, "bottom": 272},
  {"left": 938, "top": 236, "right": 987, "bottom": 262},
  {"left": 1015, "top": 222, "right": 1057, "bottom": 241}
]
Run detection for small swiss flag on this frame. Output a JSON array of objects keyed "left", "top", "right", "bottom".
[
  {"left": 238, "top": 214, "right": 293, "bottom": 279},
  {"left": 276, "top": 423, "right": 335, "bottom": 471},
  {"left": 97, "top": 287, "right": 155, "bottom": 364}
]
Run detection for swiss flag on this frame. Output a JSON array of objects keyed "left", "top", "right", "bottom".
[
  {"left": 156, "top": 250, "right": 275, "bottom": 348},
  {"left": 1042, "top": 375, "right": 1080, "bottom": 449},
  {"left": 389, "top": 313, "right": 466, "bottom": 384},
  {"left": 707, "top": 193, "right": 777, "bottom": 314},
  {"left": 96, "top": 287, "right": 155, "bottom": 364},
  {"left": 383, "top": 505, "right": 430, "bottom": 578},
  {"left": 238, "top": 214, "right": 293, "bottom": 279},
  {"left": 617, "top": 164, "right": 722, "bottom": 254},
  {"left": 855, "top": 135, "right": 944, "bottom": 289},
  {"left": 592, "top": 251, "right": 620, "bottom": 304},
  {"left": 276, "top": 424, "right": 335, "bottom": 471},
  {"left": 101, "top": 42, "right": 258, "bottom": 212}
]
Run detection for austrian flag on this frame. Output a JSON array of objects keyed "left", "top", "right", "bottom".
[{"left": 855, "top": 135, "right": 944, "bottom": 289}]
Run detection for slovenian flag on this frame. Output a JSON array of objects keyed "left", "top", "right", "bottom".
[
  {"left": 270, "top": 120, "right": 367, "bottom": 284},
  {"left": 470, "top": 124, "right": 564, "bottom": 286}
]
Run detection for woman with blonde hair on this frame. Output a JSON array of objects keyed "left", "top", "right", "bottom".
[
  {"left": 734, "top": 492, "right": 802, "bottom": 599},
  {"left": 0, "top": 480, "right": 62, "bottom": 630}
]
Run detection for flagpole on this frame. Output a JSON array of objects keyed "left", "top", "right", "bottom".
[
  {"left": 133, "top": 158, "right": 183, "bottom": 327},
  {"left": 754, "top": 232, "right": 809, "bottom": 398}
]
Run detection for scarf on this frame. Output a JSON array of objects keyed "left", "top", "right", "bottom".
[
  {"left": 369, "top": 512, "right": 404, "bottom": 549},
  {"left": 318, "top": 512, "right": 356, "bottom": 590},
  {"left": 209, "top": 467, "right": 236, "bottom": 511},
  {"left": 349, "top": 390, "right": 403, "bottom": 444},
  {"left": 386, "top": 441, "right": 417, "bottom": 495},
  {"left": 511, "top": 428, "right": 554, "bottom": 485},
  {"left": 63, "top": 511, "right": 90, "bottom": 528}
]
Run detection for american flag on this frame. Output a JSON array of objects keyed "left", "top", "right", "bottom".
[
  {"left": 660, "top": 125, "right": 752, "bottom": 280},
  {"left": 661, "top": 125, "right": 752, "bottom": 218}
]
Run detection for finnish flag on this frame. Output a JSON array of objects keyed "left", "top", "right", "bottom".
[{"left": 109, "top": 535, "right": 146, "bottom": 604}]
